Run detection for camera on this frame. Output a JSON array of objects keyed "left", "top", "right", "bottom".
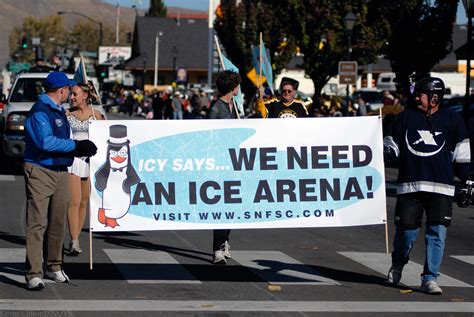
[{"left": 456, "top": 180, "right": 474, "bottom": 208}]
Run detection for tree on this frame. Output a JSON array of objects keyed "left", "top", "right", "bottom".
[
  {"left": 214, "top": 0, "right": 302, "bottom": 101},
  {"left": 215, "top": 1, "right": 393, "bottom": 100},
  {"left": 295, "top": 1, "right": 391, "bottom": 100},
  {"left": 377, "top": 0, "right": 458, "bottom": 96},
  {"left": 147, "top": 0, "right": 167, "bottom": 17},
  {"left": 9, "top": 15, "right": 132, "bottom": 65},
  {"left": 9, "top": 15, "right": 67, "bottom": 63},
  {"left": 68, "top": 21, "right": 130, "bottom": 51}
]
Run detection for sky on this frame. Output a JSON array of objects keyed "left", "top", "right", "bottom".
[
  {"left": 104, "top": 0, "right": 208, "bottom": 11},
  {"left": 105, "top": 1, "right": 469, "bottom": 24}
]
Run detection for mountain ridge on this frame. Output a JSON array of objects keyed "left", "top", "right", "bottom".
[{"left": 0, "top": 0, "right": 206, "bottom": 68}]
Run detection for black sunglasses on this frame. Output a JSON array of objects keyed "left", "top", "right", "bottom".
[{"left": 282, "top": 89, "right": 293, "bottom": 93}]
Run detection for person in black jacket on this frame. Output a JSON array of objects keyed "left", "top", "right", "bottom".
[
  {"left": 384, "top": 77, "right": 471, "bottom": 295},
  {"left": 208, "top": 70, "right": 241, "bottom": 264}
]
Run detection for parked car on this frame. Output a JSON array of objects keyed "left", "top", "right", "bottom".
[
  {"left": 441, "top": 95, "right": 474, "bottom": 117},
  {"left": 351, "top": 88, "right": 384, "bottom": 112},
  {"left": 1, "top": 71, "right": 106, "bottom": 159}
]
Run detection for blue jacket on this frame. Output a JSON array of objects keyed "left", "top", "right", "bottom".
[
  {"left": 389, "top": 108, "right": 470, "bottom": 196},
  {"left": 24, "top": 94, "right": 76, "bottom": 168}
]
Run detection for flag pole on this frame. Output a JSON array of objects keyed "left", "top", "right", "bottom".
[
  {"left": 379, "top": 113, "right": 389, "bottom": 254},
  {"left": 214, "top": 35, "right": 240, "bottom": 119},
  {"left": 214, "top": 35, "right": 225, "bottom": 69},
  {"left": 115, "top": 1, "right": 120, "bottom": 45},
  {"left": 259, "top": 32, "right": 263, "bottom": 93},
  {"left": 89, "top": 225, "right": 93, "bottom": 270}
]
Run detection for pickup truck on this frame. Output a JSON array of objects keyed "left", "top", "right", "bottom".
[{"left": 1, "top": 71, "right": 105, "bottom": 159}]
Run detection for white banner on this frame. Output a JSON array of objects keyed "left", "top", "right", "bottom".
[
  {"left": 89, "top": 117, "right": 387, "bottom": 232},
  {"left": 98, "top": 46, "right": 132, "bottom": 65}
]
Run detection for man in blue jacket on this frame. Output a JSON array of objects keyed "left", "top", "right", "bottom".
[{"left": 24, "top": 71, "right": 97, "bottom": 290}]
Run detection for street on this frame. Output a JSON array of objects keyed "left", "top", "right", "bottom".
[{"left": 0, "top": 115, "right": 473, "bottom": 316}]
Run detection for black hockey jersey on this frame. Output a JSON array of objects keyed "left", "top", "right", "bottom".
[
  {"left": 388, "top": 108, "right": 470, "bottom": 196},
  {"left": 264, "top": 99, "right": 309, "bottom": 118}
]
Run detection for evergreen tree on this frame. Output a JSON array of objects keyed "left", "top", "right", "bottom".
[{"left": 147, "top": 0, "right": 167, "bottom": 17}]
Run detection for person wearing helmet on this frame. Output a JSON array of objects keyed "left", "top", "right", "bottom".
[{"left": 383, "top": 77, "right": 471, "bottom": 295}]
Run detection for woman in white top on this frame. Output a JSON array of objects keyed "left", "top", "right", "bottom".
[{"left": 66, "top": 83, "right": 105, "bottom": 255}]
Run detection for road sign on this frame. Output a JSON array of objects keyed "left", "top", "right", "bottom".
[{"left": 338, "top": 61, "right": 357, "bottom": 85}]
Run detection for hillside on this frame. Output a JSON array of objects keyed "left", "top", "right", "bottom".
[{"left": 0, "top": 0, "right": 206, "bottom": 68}]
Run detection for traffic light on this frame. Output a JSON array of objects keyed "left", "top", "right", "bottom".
[
  {"left": 21, "top": 37, "right": 28, "bottom": 49},
  {"left": 96, "top": 65, "right": 109, "bottom": 80},
  {"left": 126, "top": 32, "right": 132, "bottom": 43}
]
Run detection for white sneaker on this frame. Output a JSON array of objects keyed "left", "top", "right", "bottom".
[
  {"left": 213, "top": 250, "right": 227, "bottom": 265},
  {"left": 420, "top": 280, "right": 443, "bottom": 295},
  {"left": 69, "top": 240, "right": 82, "bottom": 256},
  {"left": 26, "top": 277, "right": 45, "bottom": 290},
  {"left": 45, "top": 270, "right": 70, "bottom": 283},
  {"left": 222, "top": 241, "right": 231, "bottom": 259},
  {"left": 387, "top": 266, "right": 403, "bottom": 285}
]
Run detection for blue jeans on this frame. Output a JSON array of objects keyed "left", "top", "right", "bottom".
[
  {"left": 392, "top": 224, "right": 447, "bottom": 282},
  {"left": 173, "top": 111, "right": 183, "bottom": 120}
]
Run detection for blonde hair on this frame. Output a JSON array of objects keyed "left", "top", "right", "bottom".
[{"left": 77, "top": 83, "right": 98, "bottom": 105}]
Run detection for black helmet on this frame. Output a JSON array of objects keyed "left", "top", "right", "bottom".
[{"left": 415, "top": 77, "right": 445, "bottom": 104}]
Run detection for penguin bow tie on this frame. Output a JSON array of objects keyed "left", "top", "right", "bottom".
[{"left": 111, "top": 166, "right": 126, "bottom": 172}]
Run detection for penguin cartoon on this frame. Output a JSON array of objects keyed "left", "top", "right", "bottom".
[{"left": 95, "top": 125, "right": 140, "bottom": 228}]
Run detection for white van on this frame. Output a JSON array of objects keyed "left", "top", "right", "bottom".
[
  {"left": 376, "top": 72, "right": 396, "bottom": 92},
  {"left": 430, "top": 72, "right": 465, "bottom": 96}
]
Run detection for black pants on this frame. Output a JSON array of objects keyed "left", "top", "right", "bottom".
[
  {"left": 395, "top": 192, "right": 453, "bottom": 229},
  {"left": 213, "top": 229, "right": 231, "bottom": 251}
]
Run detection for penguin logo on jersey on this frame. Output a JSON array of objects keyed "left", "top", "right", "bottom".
[
  {"left": 95, "top": 125, "right": 140, "bottom": 228},
  {"left": 405, "top": 129, "right": 445, "bottom": 157}
]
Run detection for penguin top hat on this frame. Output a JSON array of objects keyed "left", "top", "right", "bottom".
[
  {"left": 107, "top": 125, "right": 130, "bottom": 146},
  {"left": 279, "top": 77, "right": 299, "bottom": 90}
]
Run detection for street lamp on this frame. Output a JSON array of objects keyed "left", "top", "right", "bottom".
[
  {"left": 344, "top": 11, "right": 356, "bottom": 60},
  {"left": 131, "top": 5, "right": 139, "bottom": 17},
  {"left": 344, "top": 11, "right": 357, "bottom": 104},
  {"left": 462, "top": 0, "right": 474, "bottom": 121},
  {"left": 154, "top": 32, "right": 163, "bottom": 87},
  {"left": 57, "top": 10, "right": 103, "bottom": 47}
]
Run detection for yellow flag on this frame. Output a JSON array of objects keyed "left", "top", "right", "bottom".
[{"left": 247, "top": 68, "right": 267, "bottom": 87}]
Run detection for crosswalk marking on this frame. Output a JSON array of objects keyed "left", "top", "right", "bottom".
[
  {"left": 338, "top": 252, "right": 473, "bottom": 287},
  {"left": 103, "top": 249, "right": 201, "bottom": 284},
  {"left": 1, "top": 300, "right": 473, "bottom": 312},
  {"left": 451, "top": 255, "right": 474, "bottom": 265},
  {"left": 231, "top": 250, "right": 340, "bottom": 285},
  {"left": 0, "top": 248, "right": 53, "bottom": 284},
  {"left": 0, "top": 175, "right": 15, "bottom": 182},
  {"left": 0, "top": 248, "right": 472, "bottom": 287}
]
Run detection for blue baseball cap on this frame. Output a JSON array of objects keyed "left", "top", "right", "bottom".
[{"left": 45, "top": 71, "right": 77, "bottom": 90}]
